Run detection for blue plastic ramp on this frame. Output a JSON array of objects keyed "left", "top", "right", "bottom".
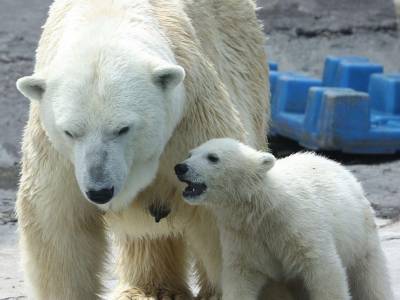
[{"left": 269, "top": 57, "right": 400, "bottom": 154}]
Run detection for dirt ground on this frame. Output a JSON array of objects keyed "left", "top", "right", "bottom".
[
  {"left": 396, "top": 0, "right": 400, "bottom": 15},
  {"left": 0, "top": 0, "right": 399, "bottom": 299}
]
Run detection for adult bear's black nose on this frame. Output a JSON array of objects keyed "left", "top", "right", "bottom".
[
  {"left": 174, "top": 163, "right": 188, "bottom": 176},
  {"left": 86, "top": 187, "right": 114, "bottom": 204}
]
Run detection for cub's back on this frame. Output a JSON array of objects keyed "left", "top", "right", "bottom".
[
  {"left": 273, "top": 152, "right": 364, "bottom": 200},
  {"left": 270, "top": 152, "right": 374, "bottom": 264}
]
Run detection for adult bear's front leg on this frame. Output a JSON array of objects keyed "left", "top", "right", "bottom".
[
  {"left": 114, "top": 236, "right": 193, "bottom": 300},
  {"left": 17, "top": 198, "right": 107, "bottom": 300},
  {"left": 17, "top": 112, "right": 107, "bottom": 300}
]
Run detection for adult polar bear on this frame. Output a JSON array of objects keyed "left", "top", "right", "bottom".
[{"left": 15, "top": 0, "right": 277, "bottom": 299}]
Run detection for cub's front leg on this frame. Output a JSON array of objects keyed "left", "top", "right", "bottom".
[
  {"left": 221, "top": 264, "right": 265, "bottom": 300},
  {"left": 302, "top": 252, "right": 351, "bottom": 300}
]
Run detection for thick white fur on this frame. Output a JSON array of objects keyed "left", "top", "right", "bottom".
[
  {"left": 16, "top": 3, "right": 186, "bottom": 211},
  {"left": 15, "top": 0, "right": 277, "bottom": 299},
  {"left": 181, "top": 138, "right": 394, "bottom": 300}
]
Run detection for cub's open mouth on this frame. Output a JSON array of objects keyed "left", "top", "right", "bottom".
[{"left": 182, "top": 180, "right": 207, "bottom": 198}]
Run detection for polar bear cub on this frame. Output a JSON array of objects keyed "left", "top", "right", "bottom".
[{"left": 175, "top": 138, "right": 393, "bottom": 300}]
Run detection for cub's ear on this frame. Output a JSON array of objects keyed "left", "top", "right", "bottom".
[
  {"left": 16, "top": 76, "right": 46, "bottom": 101},
  {"left": 152, "top": 64, "right": 185, "bottom": 90},
  {"left": 259, "top": 152, "right": 276, "bottom": 173}
]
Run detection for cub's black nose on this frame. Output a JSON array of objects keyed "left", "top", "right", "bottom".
[
  {"left": 174, "top": 163, "right": 188, "bottom": 176},
  {"left": 86, "top": 187, "right": 114, "bottom": 204}
]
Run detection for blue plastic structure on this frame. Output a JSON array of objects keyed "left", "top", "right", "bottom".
[
  {"left": 269, "top": 58, "right": 400, "bottom": 154},
  {"left": 302, "top": 87, "right": 400, "bottom": 153},
  {"left": 268, "top": 61, "right": 278, "bottom": 71},
  {"left": 369, "top": 74, "right": 400, "bottom": 114},
  {"left": 322, "top": 56, "right": 383, "bottom": 92}
]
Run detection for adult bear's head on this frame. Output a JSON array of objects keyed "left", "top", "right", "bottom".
[{"left": 16, "top": 24, "right": 186, "bottom": 211}]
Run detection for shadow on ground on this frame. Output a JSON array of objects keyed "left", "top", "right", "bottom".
[{"left": 269, "top": 135, "right": 400, "bottom": 165}]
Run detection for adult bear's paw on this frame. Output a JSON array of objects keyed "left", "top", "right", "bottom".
[
  {"left": 158, "top": 288, "right": 193, "bottom": 300},
  {"left": 116, "top": 287, "right": 193, "bottom": 300},
  {"left": 195, "top": 293, "right": 221, "bottom": 300},
  {"left": 196, "top": 296, "right": 221, "bottom": 300},
  {"left": 158, "top": 290, "right": 192, "bottom": 300},
  {"left": 115, "top": 287, "right": 153, "bottom": 299}
]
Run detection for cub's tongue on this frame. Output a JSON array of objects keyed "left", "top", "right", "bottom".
[{"left": 183, "top": 182, "right": 207, "bottom": 198}]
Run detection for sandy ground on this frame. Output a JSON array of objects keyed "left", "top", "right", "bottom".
[{"left": 0, "top": 0, "right": 399, "bottom": 299}]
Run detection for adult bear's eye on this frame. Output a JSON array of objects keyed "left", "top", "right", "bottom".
[
  {"left": 207, "top": 153, "right": 219, "bottom": 163},
  {"left": 64, "top": 130, "right": 74, "bottom": 138},
  {"left": 118, "top": 126, "right": 130, "bottom": 136}
]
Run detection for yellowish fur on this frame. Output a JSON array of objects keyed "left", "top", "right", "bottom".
[{"left": 16, "top": 0, "right": 274, "bottom": 299}]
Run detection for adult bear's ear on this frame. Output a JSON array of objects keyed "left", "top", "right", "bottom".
[
  {"left": 259, "top": 152, "right": 276, "bottom": 173},
  {"left": 151, "top": 64, "right": 185, "bottom": 90},
  {"left": 16, "top": 76, "right": 46, "bottom": 101}
]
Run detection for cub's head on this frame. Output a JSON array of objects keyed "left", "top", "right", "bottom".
[
  {"left": 175, "top": 138, "right": 276, "bottom": 205},
  {"left": 16, "top": 36, "right": 185, "bottom": 211}
]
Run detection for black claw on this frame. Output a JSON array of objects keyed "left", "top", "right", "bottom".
[{"left": 149, "top": 204, "right": 171, "bottom": 223}]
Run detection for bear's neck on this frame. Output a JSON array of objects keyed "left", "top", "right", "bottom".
[{"left": 209, "top": 175, "right": 284, "bottom": 230}]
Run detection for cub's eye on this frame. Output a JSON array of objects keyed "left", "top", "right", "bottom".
[
  {"left": 207, "top": 153, "right": 219, "bottom": 163},
  {"left": 118, "top": 126, "right": 130, "bottom": 136},
  {"left": 187, "top": 153, "right": 192, "bottom": 159},
  {"left": 64, "top": 130, "right": 74, "bottom": 138}
]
